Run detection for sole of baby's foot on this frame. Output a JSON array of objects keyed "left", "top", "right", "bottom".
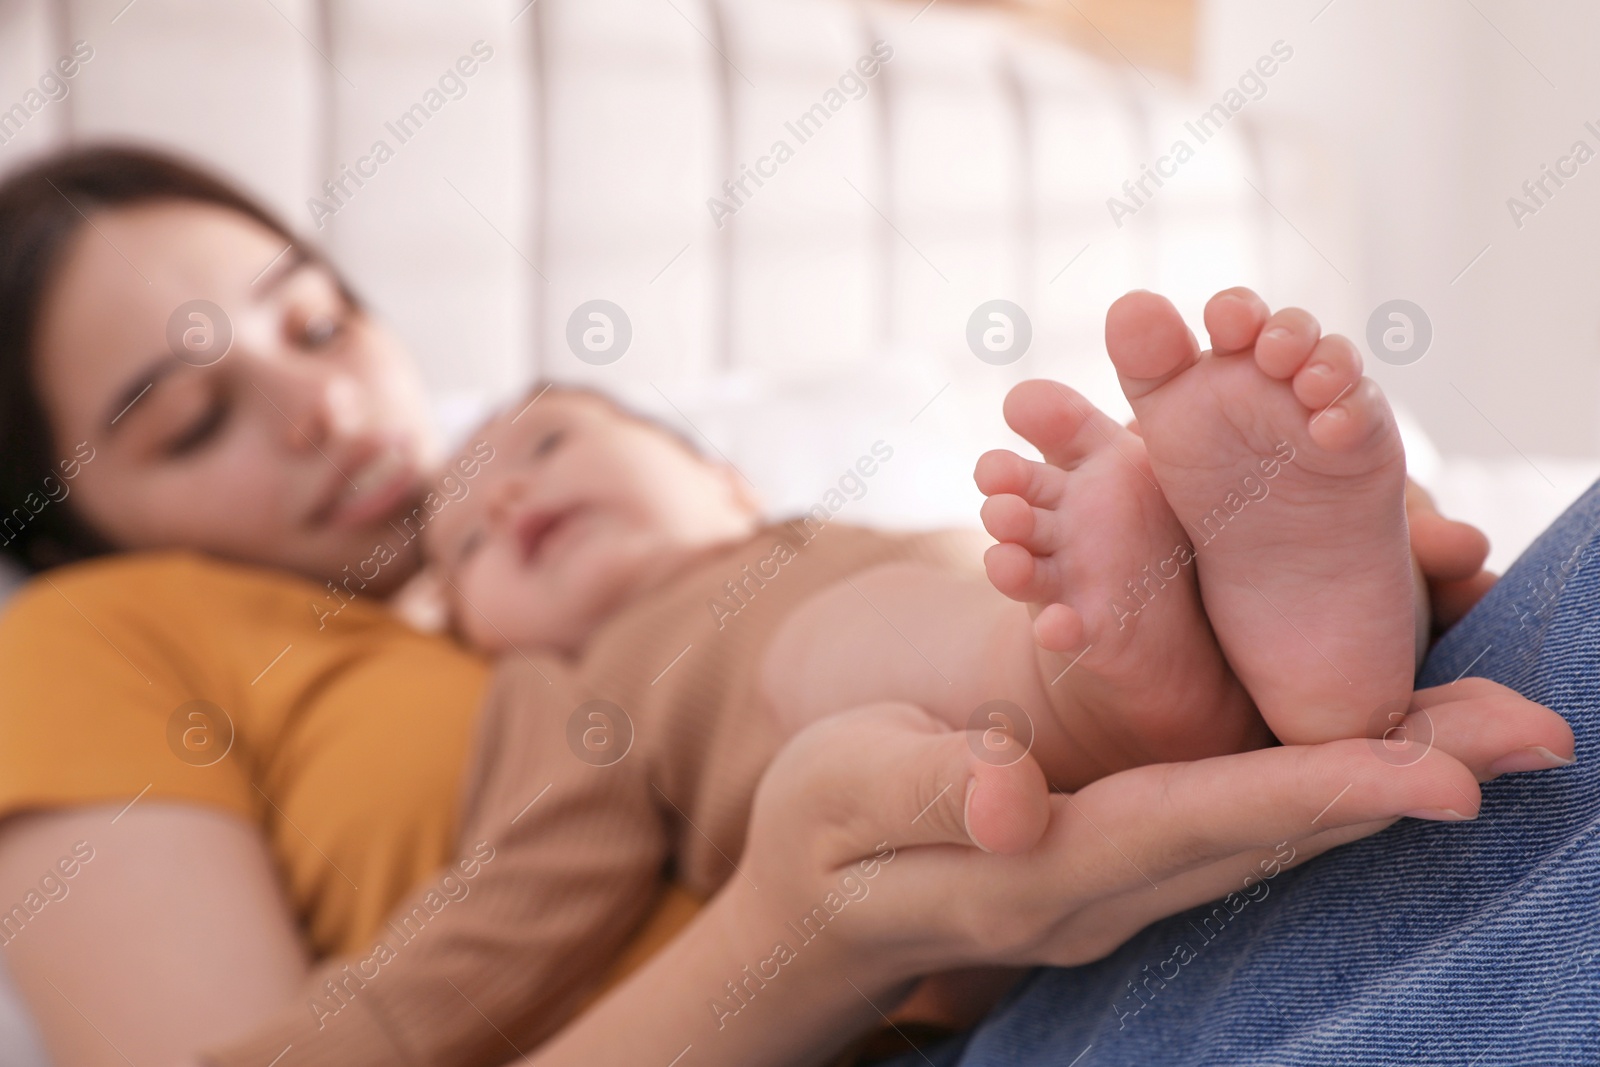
[
  {"left": 975, "top": 379, "right": 1265, "bottom": 784},
  {"left": 1103, "top": 288, "right": 1415, "bottom": 746}
]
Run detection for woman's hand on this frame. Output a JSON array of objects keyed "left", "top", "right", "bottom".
[
  {"left": 1407, "top": 477, "right": 1497, "bottom": 632},
  {"left": 735, "top": 678, "right": 1571, "bottom": 985}
]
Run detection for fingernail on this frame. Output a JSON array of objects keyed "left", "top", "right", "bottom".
[
  {"left": 1308, "top": 362, "right": 1335, "bottom": 378},
  {"left": 963, "top": 779, "right": 993, "bottom": 854},
  {"left": 1263, "top": 326, "right": 1292, "bottom": 341},
  {"left": 1487, "top": 746, "right": 1577, "bottom": 776},
  {"left": 1402, "top": 808, "right": 1473, "bottom": 822}
]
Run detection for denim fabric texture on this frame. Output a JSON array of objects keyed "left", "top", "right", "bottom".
[{"left": 906, "top": 481, "right": 1600, "bottom": 1066}]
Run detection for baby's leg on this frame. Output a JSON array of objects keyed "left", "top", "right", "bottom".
[
  {"left": 761, "top": 390, "right": 1266, "bottom": 789},
  {"left": 1103, "top": 288, "right": 1414, "bottom": 745}
]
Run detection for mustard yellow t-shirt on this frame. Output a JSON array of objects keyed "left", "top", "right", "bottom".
[{"left": 0, "top": 551, "right": 488, "bottom": 956}]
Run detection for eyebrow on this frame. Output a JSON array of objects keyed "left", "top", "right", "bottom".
[
  {"left": 510, "top": 382, "right": 554, "bottom": 424},
  {"left": 251, "top": 244, "right": 309, "bottom": 293},
  {"left": 102, "top": 247, "right": 316, "bottom": 432}
]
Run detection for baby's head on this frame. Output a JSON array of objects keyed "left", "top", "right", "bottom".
[{"left": 424, "top": 384, "right": 760, "bottom": 654}]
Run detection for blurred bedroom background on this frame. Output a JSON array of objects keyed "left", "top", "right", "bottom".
[
  {"left": 0, "top": 0, "right": 1592, "bottom": 1058},
  {"left": 0, "top": 0, "right": 1593, "bottom": 581}
]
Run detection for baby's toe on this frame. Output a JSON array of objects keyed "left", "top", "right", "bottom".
[
  {"left": 1034, "top": 602, "right": 1086, "bottom": 654},
  {"left": 1253, "top": 307, "right": 1322, "bottom": 378},
  {"left": 980, "top": 494, "right": 1061, "bottom": 556},
  {"left": 975, "top": 448, "right": 1029, "bottom": 497},
  {"left": 1293, "top": 334, "right": 1364, "bottom": 410},
  {"left": 975, "top": 450, "right": 1065, "bottom": 510},
  {"left": 983, "top": 541, "right": 1050, "bottom": 603},
  {"left": 1203, "top": 287, "right": 1271, "bottom": 354},
  {"left": 1307, "top": 376, "right": 1391, "bottom": 453},
  {"left": 1105, "top": 291, "right": 1201, "bottom": 395},
  {"left": 1002, "top": 380, "right": 1114, "bottom": 471}
]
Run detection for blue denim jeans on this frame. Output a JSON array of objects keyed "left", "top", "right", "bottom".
[{"left": 906, "top": 481, "right": 1600, "bottom": 1066}]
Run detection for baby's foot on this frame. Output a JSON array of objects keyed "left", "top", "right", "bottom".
[
  {"left": 1104, "top": 288, "right": 1414, "bottom": 745},
  {"left": 976, "top": 380, "right": 1266, "bottom": 780}
]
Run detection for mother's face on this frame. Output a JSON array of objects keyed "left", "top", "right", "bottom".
[{"left": 32, "top": 200, "right": 438, "bottom": 590}]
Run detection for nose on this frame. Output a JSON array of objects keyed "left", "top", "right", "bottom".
[
  {"left": 248, "top": 356, "right": 367, "bottom": 452},
  {"left": 486, "top": 473, "right": 528, "bottom": 522}
]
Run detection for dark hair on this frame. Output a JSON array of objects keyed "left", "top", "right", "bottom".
[{"left": 0, "top": 143, "right": 324, "bottom": 573}]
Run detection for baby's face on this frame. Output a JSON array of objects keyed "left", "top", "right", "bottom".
[{"left": 426, "top": 391, "right": 758, "bottom": 654}]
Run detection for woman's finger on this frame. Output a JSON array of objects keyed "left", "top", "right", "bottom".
[
  {"left": 1404, "top": 476, "right": 1498, "bottom": 628},
  {"left": 1394, "top": 679, "right": 1574, "bottom": 777},
  {"left": 1406, "top": 477, "right": 1492, "bottom": 582},
  {"left": 1070, "top": 679, "right": 1574, "bottom": 887},
  {"left": 758, "top": 702, "right": 1051, "bottom": 861},
  {"left": 1053, "top": 818, "right": 1395, "bottom": 966},
  {"left": 1055, "top": 734, "right": 1485, "bottom": 896},
  {"left": 858, "top": 734, "right": 1459, "bottom": 971},
  {"left": 1429, "top": 570, "right": 1500, "bottom": 631},
  {"left": 1021, "top": 685, "right": 1572, "bottom": 966}
]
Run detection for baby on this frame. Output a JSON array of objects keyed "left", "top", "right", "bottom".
[
  {"left": 216, "top": 287, "right": 1479, "bottom": 1064},
  {"left": 428, "top": 287, "right": 1428, "bottom": 781}
]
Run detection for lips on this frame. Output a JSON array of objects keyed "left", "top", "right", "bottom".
[
  {"left": 515, "top": 506, "right": 579, "bottom": 565},
  {"left": 311, "top": 445, "right": 419, "bottom": 530}
]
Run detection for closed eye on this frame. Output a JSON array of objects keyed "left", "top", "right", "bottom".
[
  {"left": 167, "top": 400, "right": 230, "bottom": 456},
  {"left": 533, "top": 430, "right": 564, "bottom": 457},
  {"left": 302, "top": 313, "right": 343, "bottom": 348}
]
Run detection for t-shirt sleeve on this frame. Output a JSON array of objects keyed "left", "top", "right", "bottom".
[{"left": 0, "top": 556, "right": 257, "bottom": 822}]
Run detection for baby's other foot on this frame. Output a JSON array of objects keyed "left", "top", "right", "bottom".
[
  {"left": 976, "top": 380, "right": 1265, "bottom": 778},
  {"left": 1104, "top": 288, "right": 1414, "bottom": 745}
]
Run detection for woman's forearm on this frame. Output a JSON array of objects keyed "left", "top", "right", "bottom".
[
  {"left": 529, "top": 884, "right": 906, "bottom": 1067},
  {"left": 0, "top": 805, "right": 308, "bottom": 1067}
]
